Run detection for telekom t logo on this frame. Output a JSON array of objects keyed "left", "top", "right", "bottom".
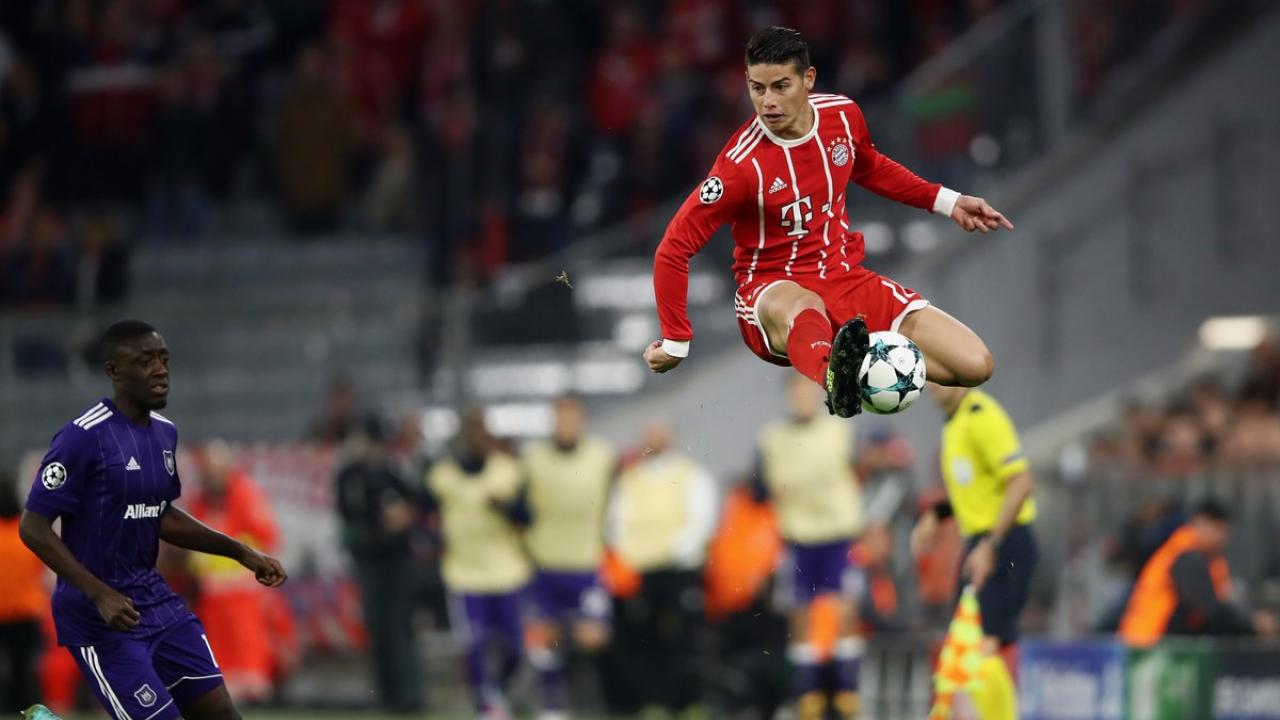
[{"left": 781, "top": 195, "right": 813, "bottom": 237}]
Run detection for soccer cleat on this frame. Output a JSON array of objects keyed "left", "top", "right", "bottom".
[
  {"left": 825, "top": 317, "right": 869, "bottom": 418},
  {"left": 22, "top": 706, "right": 63, "bottom": 720}
]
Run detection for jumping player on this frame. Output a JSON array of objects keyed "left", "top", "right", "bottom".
[
  {"left": 645, "top": 27, "right": 1013, "bottom": 417},
  {"left": 18, "top": 320, "right": 287, "bottom": 720}
]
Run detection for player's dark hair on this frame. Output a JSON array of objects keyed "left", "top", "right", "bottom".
[
  {"left": 101, "top": 320, "right": 158, "bottom": 361},
  {"left": 745, "top": 26, "right": 811, "bottom": 74},
  {"left": 1192, "top": 497, "right": 1231, "bottom": 522}
]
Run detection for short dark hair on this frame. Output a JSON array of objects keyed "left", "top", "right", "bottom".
[
  {"left": 745, "top": 26, "right": 811, "bottom": 74},
  {"left": 101, "top": 320, "right": 158, "bottom": 361},
  {"left": 1192, "top": 497, "right": 1231, "bottom": 522}
]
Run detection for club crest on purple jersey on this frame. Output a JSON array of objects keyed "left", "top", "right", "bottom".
[
  {"left": 134, "top": 684, "right": 157, "bottom": 707},
  {"left": 163, "top": 450, "right": 175, "bottom": 476}
]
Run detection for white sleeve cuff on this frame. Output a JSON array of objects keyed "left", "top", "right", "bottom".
[
  {"left": 932, "top": 187, "right": 961, "bottom": 217},
  {"left": 661, "top": 339, "right": 690, "bottom": 358}
]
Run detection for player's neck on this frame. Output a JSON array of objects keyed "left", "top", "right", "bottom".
[
  {"left": 774, "top": 101, "right": 815, "bottom": 140},
  {"left": 112, "top": 394, "right": 152, "bottom": 425}
]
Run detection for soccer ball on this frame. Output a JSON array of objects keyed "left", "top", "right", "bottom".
[{"left": 858, "top": 331, "right": 926, "bottom": 414}]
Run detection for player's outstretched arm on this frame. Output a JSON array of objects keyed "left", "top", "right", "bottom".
[
  {"left": 948, "top": 195, "right": 1014, "bottom": 234},
  {"left": 160, "top": 505, "right": 288, "bottom": 587},
  {"left": 19, "top": 509, "right": 141, "bottom": 630}
]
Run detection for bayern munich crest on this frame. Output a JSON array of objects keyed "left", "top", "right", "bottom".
[
  {"left": 830, "top": 141, "right": 851, "bottom": 167},
  {"left": 699, "top": 176, "right": 724, "bottom": 204}
]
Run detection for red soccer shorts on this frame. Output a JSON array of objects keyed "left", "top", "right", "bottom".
[{"left": 733, "top": 265, "right": 930, "bottom": 367}]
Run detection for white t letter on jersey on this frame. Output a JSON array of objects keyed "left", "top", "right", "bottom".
[{"left": 781, "top": 195, "right": 814, "bottom": 238}]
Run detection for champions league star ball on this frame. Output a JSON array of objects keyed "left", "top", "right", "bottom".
[{"left": 858, "top": 331, "right": 926, "bottom": 414}]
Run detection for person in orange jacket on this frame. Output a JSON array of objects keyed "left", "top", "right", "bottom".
[
  {"left": 187, "top": 441, "right": 285, "bottom": 704},
  {"left": 0, "top": 479, "right": 49, "bottom": 712},
  {"left": 1119, "top": 499, "right": 1278, "bottom": 647}
]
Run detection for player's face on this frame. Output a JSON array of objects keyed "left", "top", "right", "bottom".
[
  {"left": 108, "top": 332, "right": 170, "bottom": 410},
  {"left": 787, "top": 377, "right": 823, "bottom": 422},
  {"left": 746, "top": 62, "right": 816, "bottom": 137},
  {"left": 1195, "top": 516, "right": 1230, "bottom": 553},
  {"left": 553, "top": 399, "right": 586, "bottom": 445}
]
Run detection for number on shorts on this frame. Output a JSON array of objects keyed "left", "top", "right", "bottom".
[{"left": 880, "top": 278, "right": 916, "bottom": 305}]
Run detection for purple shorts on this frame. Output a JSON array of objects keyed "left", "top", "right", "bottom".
[
  {"left": 448, "top": 591, "right": 525, "bottom": 647},
  {"left": 780, "top": 539, "right": 865, "bottom": 606},
  {"left": 530, "top": 570, "right": 610, "bottom": 621},
  {"left": 69, "top": 617, "right": 222, "bottom": 720}
]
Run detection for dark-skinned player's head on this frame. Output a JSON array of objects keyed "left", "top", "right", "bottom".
[
  {"left": 102, "top": 320, "right": 169, "bottom": 412},
  {"left": 745, "top": 27, "right": 816, "bottom": 137}
]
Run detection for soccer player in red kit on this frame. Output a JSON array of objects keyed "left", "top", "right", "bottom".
[{"left": 645, "top": 27, "right": 1014, "bottom": 417}]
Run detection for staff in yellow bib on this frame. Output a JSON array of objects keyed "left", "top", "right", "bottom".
[{"left": 754, "top": 376, "right": 866, "bottom": 720}]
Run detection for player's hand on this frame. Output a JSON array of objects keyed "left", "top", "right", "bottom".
[
  {"left": 909, "top": 514, "right": 939, "bottom": 558},
  {"left": 240, "top": 548, "right": 288, "bottom": 588},
  {"left": 964, "top": 537, "right": 998, "bottom": 589},
  {"left": 643, "top": 340, "right": 683, "bottom": 373},
  {"left": 381, "top": 499, "right": 414, "bottom": 534},
  {"left": 93, "top": 587, "right": 141, "bottom": 631},
  {"left": 950, "top": 195, "right": 1014, "bottom": 233}
]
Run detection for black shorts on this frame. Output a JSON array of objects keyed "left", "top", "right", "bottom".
[{"left": 960, "top": 523, "right": 1038, "bottom": 646}]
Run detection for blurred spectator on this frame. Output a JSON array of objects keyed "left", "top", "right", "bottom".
[
  {"left": 425, "top": 409, "right": 529, "bottom": 719},
  {"left": 188, "top": 440, "right": 285, "bottom": 705},
  {"left": 0, "top": 167, "right": 75, "bottom": 308},
  {"left": 0, "top": 476, "right": 47, "bottom": 713},
  {"left": 362, "top": 122, "right": 419, "bottom": 232},
  {"left": 604, "top": 421, "right": 717, "bottom": 717},
  {"left": 1095, "top": 499, "right": 1185, "bottom": 633},
  {"left": 307, "top": 374, "right": 361, "bottom": 445},
  {"left": 1149, "top": 405, "right": 1206, "bottom": 476},
  {"left": 588, "top": 6, "right": 657, "bottom": 139},
  {"left": 1219, "top": 393, "right": 1280, "bottom": 468},
  {"left": 1119, "top": 499, "right": 1278, "bottom": 645},
  {"left": 336, "top": 418, "right": 423, "bottom": 713},
  {"left": 1241, "top": 332, "right": 1280, "bottom": 408},
  {"left": 272, "top": 42, "right": 354, "bottom": 234}
]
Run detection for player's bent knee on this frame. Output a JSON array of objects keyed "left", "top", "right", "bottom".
[{"left": 958, "top": 346, "right": 995, "bottom": 387}]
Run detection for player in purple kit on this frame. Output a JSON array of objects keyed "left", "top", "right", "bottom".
[{"left": 18, "top": 321, "right": 287, "bottom": 720}]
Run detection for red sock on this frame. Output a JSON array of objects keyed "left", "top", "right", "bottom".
[{"left": 787, "top": 309, "right": 834, "bottom": 386}]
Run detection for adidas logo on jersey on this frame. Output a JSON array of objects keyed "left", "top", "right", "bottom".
[
  {"left": 768, "top": 177, "right": 787, "bottom": 194},
  {"left": 123, "top": 501, "right": 167, "bottom": 520},
  {"left": 125, "top": 456, "right": 142, "bottom": 471}
]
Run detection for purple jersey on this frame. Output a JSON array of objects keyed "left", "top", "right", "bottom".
[{"left": 25, "top": 399, "right": 194, "bottom": 646}]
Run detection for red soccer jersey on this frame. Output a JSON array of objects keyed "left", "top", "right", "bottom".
[{"left": 654, "top": 93, "right": 956, "bottom": 346}]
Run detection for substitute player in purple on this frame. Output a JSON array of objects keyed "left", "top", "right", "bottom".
[{"left": 19, "top": 320, "right": 287, "bottom": 720}]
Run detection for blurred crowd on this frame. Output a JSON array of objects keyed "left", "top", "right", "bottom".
[
  {"left": 1088, "top": 336, "right": 1280, "bottom": 474},
  {"left": 0, "top": 0, "right": 1221, "bottom": 309}
]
